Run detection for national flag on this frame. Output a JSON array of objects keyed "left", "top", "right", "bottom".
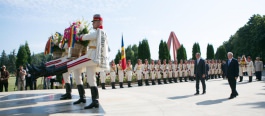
[
  {"left": 68, "top": 26, "right": 76, "bottom": 48},
  {"left": 44, "top": 37, "right": 53, "bottom": 55},
  {"left": 121, "top": 35, "right": 126, "bottom": 70}
]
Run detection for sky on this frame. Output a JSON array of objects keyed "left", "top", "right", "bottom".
[{"left": 0, "top": 0, "right": 265, "bottom": 60}]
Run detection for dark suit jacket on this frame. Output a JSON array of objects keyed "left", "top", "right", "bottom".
[
  {"left": 226, "top": 58, "right": 239, "bottom": 78},
  {"left": 194, "top": 58, "right": 206, "bottom": 77}
]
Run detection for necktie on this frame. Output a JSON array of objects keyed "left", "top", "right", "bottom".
[{"left": 228, "top": 60, "right": 231, "bottom": 66}]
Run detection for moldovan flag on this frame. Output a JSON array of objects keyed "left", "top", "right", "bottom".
[{"left": 121, "top": 35, "right": 126, "bottom": 70}]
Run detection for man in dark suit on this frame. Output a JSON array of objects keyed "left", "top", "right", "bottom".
[
  {"left": 194, "top": 53, "right": 206, "bottom": 95},
  {"left": 226, "top": 52, "right": 239, "bottom": 99}
]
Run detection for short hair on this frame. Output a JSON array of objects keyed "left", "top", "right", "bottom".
[
  {"left": 227, "top": 52, "right": 233, "bottom": 56},
  {"left": 196, "top": 53, "right": 201, "bottom": 56}
]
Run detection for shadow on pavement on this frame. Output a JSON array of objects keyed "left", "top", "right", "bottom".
[
  {"left": 168, "top": 94, "right": 194, "bottom": 100},
  {"left": 196, "top": 98, "right": 228, "bottom": 105},
  {"left": 238, "top": 102, "right": 265, "bottom": 109}
]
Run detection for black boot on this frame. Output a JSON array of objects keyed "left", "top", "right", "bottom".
[
  {"left": 101, "top": 83, "right": 106, "bottom": 89},
  {"left": 163, "top": 78, "right": 168, "bottom": 84},
  {"left": 84, "top": 87, "right": 99, "bottom": 109},
  {"left": 119, "top": 82, "right": 124, "bottom": 88},
  {"left": 53, "top": 65, "right": 68, "bottom": 76},
  {"left": 145, "top": 79, "right": 150, "bottom": 86},
  {"left": 158, "top": 79, "right": 162, "bottom": 85},
  {"left": 128, "top": 81, "right": 132, "bottom": 87},
  {"left": 60, "top": 83, "right": 72, "bottom": 100},
  {"left": 180, "top": 77, "right": 183, "bottom": 82},
  {"left": 218, "top": 74, "right": 221, "bottom": 78},
  {"left": 184, "top": 77, "right": 188, "bottom": 82},
  {"left": 140, "top": 80, "right": 143, "bottom": 86},
  {"left": 239, "top": 76, "right": 243, "bottom": 82},
  {"left": 151, "top": 80, "right": 156, "bottom": 85},
  {"left": 173, "top": 77, "right": 177, "bottom": 83},
  {"left": 215, "top": 75, "right": 217, "bottom": 79},
  {"left": 111, "top": 82, "right": 116, "bottom": 89},
  {"left": 73, "top": 85, "right": 86, "bottom": 104},
  {"left": 137, "top": 80, "right": 141, "bottom": 86},
  {"left": 249, "top": 76, "right": 252, "bottom": 82},
  {"left": 168, "top": 78, "right": 172, "bottom": 83}
]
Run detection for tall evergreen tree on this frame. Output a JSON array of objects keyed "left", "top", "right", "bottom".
[
  {"left": 25, "top": 41, "right": 31, "bottom": 64},
  {"left": 163, "top": 41, "right": 171, "bottom": 62},
  {"left": 206, "top": 44, "right": 215, "bottom": 59},
  {"left": 177, "top": 44, "right": 187, "bottom": 62},
  {"left": 16, "top": 45, "right": 28, "bottom": 68},
  {"left": 158, "top": 40, "right": 164, "bottom": 60},
  {"left": 0, "top": 50, "right": 9, "bottom": 67},
  {"left": 8, "top": 50, "right": 17, "bottom": 74},
  {"left": 192, "top": 42, "right": 201, "bottom": 60},
  {"left": 114, "top": 50, "right": 121, "bottom": 64},
  {"left": 215, "top": 45, "right": 227, "bottom": 60},
  {"left": 138, "top": 41, "right": 143, "bottom": 61},
  {"left": 131, "top": 44, "right": 138, "bottom": 65},
  {"left": 141, "top": 39, "right": 151, "bottom": 62}
]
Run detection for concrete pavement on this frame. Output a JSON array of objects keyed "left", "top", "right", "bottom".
[{"left": 0, "top": 76, "right": 264, "bottom": 116}]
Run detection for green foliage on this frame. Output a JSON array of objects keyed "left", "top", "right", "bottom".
[
  {"left": 31, "top": 52, "right": 52, "bottom": 66},
  {"left": 25, "top": 41, "right": 31, "bottom": 64},
  {"left": 192, "top": 42, "right": 201, "bottom": 60},
  {"left": 138, "top": 39, "right": 151, "bottom": 62},
  {"left": 177, "top": 44, "right": 187, "bottom": 62},
  {"left": 114, "top": 50, "right": 121, "bottom": 64},
  {"left": 223, "top": 14, "right": 265, "bottom": 62},
  {"left": 207, "top": 44, "right": 215, "bottom": 59},
  {"left": 215, "top": 45, "right": 227, "bottom": 60},
  {"left": 158, "top": 40, "right": 171, "bottom": 61},
  {"left": 131, "top": 44, "right": 138, "bottom": 65},
  {"left": 8, "top": 50, "right": 17, "bottom": 74},
  {"left": 0, "top": 50, "right": 8, "bottom": 67},
  {"left": 16, "top": 45, "right": 28, "bottom": 68}
]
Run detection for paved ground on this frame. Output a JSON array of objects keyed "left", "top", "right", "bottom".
[{"left": 0, "top": 76, "right": 264, "bottom": 116}]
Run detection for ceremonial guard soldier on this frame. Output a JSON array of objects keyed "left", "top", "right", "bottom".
[
  {"left": 205, "top": 60, "right": 210, "bottom": 80},
  {"left": 167, "top": 60, "right": 173, "bottom": 83},
  {"left": 213, "top": 60, "right": 218, "bottom": 79},
  {"left": 134, "top": 59, "right": 143, "bottom": 86},
  {"left": 210, "top": 60, "right": 215, "bottom": 79},
  {"left": 179, "top": 60, "right": 184, "bottom": 82},
  {"left": 125, "top": 60, "right": 133, "bottom": 87},
  {"left": 117, "top": 60, "right": 124, "bottom": 88},
  {"left": 189, "top": 60, "right": 195, "bottom": 81},
  {"left": 172, "top": 60, "right": 178, "bottom": 83},
  {"left": 110, "top": 60, "right": 117, "bottom": 89},
  {"left": 150, "top": 60, "right": 156, "bottom": 85},
  {"left": 143, "top": 59, "right": 150, "bottom": 86},
  {"left": 99, "top": 70, "right": 107, "bottom": 89},
  {"left": 238, "top": 57, "right": 245, "bottom": 82},
  {"left": 183, "top": 60, "right": 188, "bottom": 82},
  {"left": 161, "top": 59, "right": 168, "bottom": 84},
  {"left": 217, "top": 60, "right": 222, "bottom": 78},
  {"left": 246, "top": 56, "right": 255, "bottom": 82},
  {"left": 155, "top": 60, "right": 162, "bottom": 84}
]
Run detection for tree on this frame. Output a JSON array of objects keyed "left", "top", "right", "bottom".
[
  {"left": 141, "top": 39, "right": 151, "bottom": 62},
  {"left": 25, "top": 41, "right": 31, "bottom": 64},
  {"left": 177, "top": 44, "right": 187, "bottom": 62},
  {"left": 138, "top": 41, "right": 143, "bottom": 61},
  {"left": 158, "top": 40, "right": 171, "bottom": 61},
  {"left": 131, "top": 44, "right": 138, "bottom": 65},
  {"left": 0, "top": 50, "right": 8, "bottom": 67},
  {"left": 114, "top": 50, "right": 121, "bottom": 64},
  {"left": 125, "top": 45, "right": 134, "bottom": 63},
  {"left": 8, "top": 50, "right": 17, "bottom": 74},
  {"left": 215, "top": 45, "right": 227, "bottom": 60},
  {"left": 192, "top": 42, "right": 201, "bottom": 60},
  {"left": 206, "top": 44, "right": 215, "bottom": 60},
  {"left": 16, "top": 45, "right": 28, "bottom": 68}
]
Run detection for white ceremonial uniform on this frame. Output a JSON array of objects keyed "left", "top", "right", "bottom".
[
  {"left": 246, "top": 61, "right": 255, "bottom": 76},
  {"left": 239, "top": 62, "right": 244, "bottom": 76},
  {"left": 134, "top": 64, "right": 143, "bottom": 80},
  {"left": 161, "top": 64, "right": 168, "bottom": 79},
  {"left": 67, "top": 28, "right": 109, "bottom": 87},
  {"left": 155, "top": 64, "right": 162, "bottom": 79},
  {"left": 168, "top": 64, "right": 173, "bottom": 78},
  {"left": 110, "top": 65, "right": 117, "bottom": 82},
  {"left": 126, "top": 64, "right": 133, "bottom": 81},
  {"left": 143, "top": 64, "right": 150, "bottom": 79},
  {"left": 100, "top": 70, "right": 107, "bottom": 83},
  {"left": 190, "top": 64, "right": 195, "bottom": 77},
  {"left": 210, "top": 63, "right": 215, "bottom": 75},
  {"left": 117, "top": 64, "right": 124, "bottom": 82},
  {"left": 172, "top": 64, "right": 178, "bottom": 78},
  {"left": 150, "top": 64, "right": 156, "bottom": 80},
  {"left": 179, "top": 64, "right": 183, "bottom": 77},
  {"left": 218, "top": 63, "right": 222, "bottom": 74},
  {"left": 183, "top": 64, "right": 188, "bottom": 77}
]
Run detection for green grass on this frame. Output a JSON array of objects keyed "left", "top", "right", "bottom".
[{"left": 7, "top": 77, "right": 44, "bottom": 92}]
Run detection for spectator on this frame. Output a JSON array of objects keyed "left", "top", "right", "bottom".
[
  {"left": 0, "top": 65, "right": 10, "bottom": 92},
  {"left": 18, "top": 65, "right": 27, "bottom": 91},
  {"left": 255, "top": 57, "right": 263, "bottom": 81}
]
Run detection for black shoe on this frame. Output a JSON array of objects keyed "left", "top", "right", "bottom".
[
  {"left": 202, "top": 92, "right": 206, "bottom": 94},
  {"left": 60, "top": 94, "right": 72, "bottom": 100},
  {"left": 60, "top": 83, "right": 72, "bottom": 100},
  {"left": 119, "top": 82, "right": 124, "bottom": 88},
  {"left": 228, "top": 96, "right": 235, "bottom": 99},
  {"left": 101, "top": 83, "right": 106, "bottom": 90},
  {"left": 73, "top": 98, "right": 86, "bottom": 104},
  {"left": 128, "top": 81, "right": 132, "bottom": 87},
  {"left": 194, "top": 93, "right": 199, "bottom": 95},
  {"left": 84, "top": 100, "right": 99, "bottom": 109}
]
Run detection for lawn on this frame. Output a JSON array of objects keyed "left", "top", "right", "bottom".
[{"left": 6, "top": 76, "right": 44, "bottom": 92}]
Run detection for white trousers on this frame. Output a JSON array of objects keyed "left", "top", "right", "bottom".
[
  {"left": 150, "top": 71, "right": 156, "bottom": 80},
  {"left": 126, "top": 71, "right": 132, "bottom": 81},
  {"left": 143, "top": 71, "right": 149, "bottom": 79},
  {"left": 110, "top": 72, "right": 116, "bottom": 82},
  {"left": 63, "top": 72, "right": 70, "bottom": 84},
  {"left": 118, "top": 70, "right": 124, "bottom": 82},
  {"left": 163, "top": 72, "right": 167, "bottom": 78},
  {"left": 156, "top": 71, "right": 161, "bottom": 79},
  {"left": 100, "top": 72, "right": 106, "bottom": 83},
  {"left": 168, "top": 71, "right": 172, "bottom": 78},
  {"left": 136, "top": 70, "right": 142, "bottom": 80}
]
